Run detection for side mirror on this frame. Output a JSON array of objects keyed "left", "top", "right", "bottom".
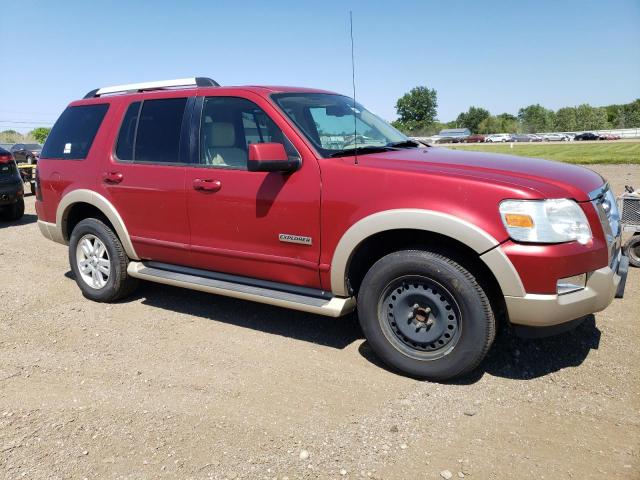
[{"left": 247, "top": 143, "right": 300, "bottom": 173}]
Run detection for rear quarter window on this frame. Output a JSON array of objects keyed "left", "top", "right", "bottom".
[{"left": 41, "top": 104, "right": 109, "bottom": 160}]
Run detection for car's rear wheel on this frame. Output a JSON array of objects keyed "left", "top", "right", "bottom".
[
  {"left": 69, "top": 218, "right": 138, "bottom": 302},
  {"left": 357, "top": 250, "right": 495, "bottom": 381},
  {"left": 624, "top": 235, "right": 640, "bottom": 268}
]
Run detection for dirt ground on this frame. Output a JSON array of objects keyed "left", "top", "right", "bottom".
[{"left": 1, "top": 164, "right": 639, "bottom": 480}]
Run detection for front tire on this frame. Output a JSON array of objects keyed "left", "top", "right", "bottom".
[
  {"left": 69, "top": 218, "right": 138, "bottom": 302},
  {"left": 357, "top": 250, "right": 495, "bottom": 381}
]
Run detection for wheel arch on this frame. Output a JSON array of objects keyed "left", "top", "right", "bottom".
[
  {"left": 56, "top": 189, "right": 139, "bottom": 260},
  {"left": 331, "top": 209, "right": 525, "bottom": 299}
]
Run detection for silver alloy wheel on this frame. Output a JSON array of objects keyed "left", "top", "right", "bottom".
[{"left": 75, "top": 234, "right": 110, "bottom": 289}]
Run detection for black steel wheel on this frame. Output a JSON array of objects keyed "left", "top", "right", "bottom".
[
  {"left": 380, "top": 275, "right": 461, "bottom": 359},
  {"left": 357, "top": 250, "right": 495, "bottom": 381}
]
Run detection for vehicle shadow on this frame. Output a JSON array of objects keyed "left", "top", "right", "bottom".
[
  {"left": 72, "top": 274, "right": 601, "bottom": 381},
  {"left": 358, "top": 315, "right": 601, "bottom": 383},
  {"left": 0, "top": 213, "right": 38, "bottom": 228},
  {"left": 125, "top": 281, "right": 364, "bottom": 350}
]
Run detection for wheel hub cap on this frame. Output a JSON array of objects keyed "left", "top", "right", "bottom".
[{"left": 382, "top": 277, "right": 460, "bottom": 353}]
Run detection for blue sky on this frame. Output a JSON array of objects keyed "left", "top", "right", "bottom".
[{"left": 1, "top": 0, "right": 638, "bottom": 133}]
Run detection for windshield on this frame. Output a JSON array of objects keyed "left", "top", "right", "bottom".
[
  {"left": 272, "top": 93, "right": 408, "bottom": 157},
  {"left": 25, "top": 144, "right": 42, "bottom": 150}
]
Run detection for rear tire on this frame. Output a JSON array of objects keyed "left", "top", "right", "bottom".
[
  {"left": 69, "top": 218, "right": 138, "bottom": 302},
  {"left": 624, "top": 235, "right": 640, "bottom": 268},
  {"left": 357, "top": 250, "right": 495, "bottom": 381}
]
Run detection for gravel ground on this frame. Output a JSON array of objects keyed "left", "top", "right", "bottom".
[{"left": 1, "top": 164, "right": 639, "bottom": 479}]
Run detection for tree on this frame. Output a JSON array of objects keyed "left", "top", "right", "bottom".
[
  {"left": 392, "top": 86, "right": 438, "bottom": 134},
  {"left": 574, "top": 104, "right": 609, "bottom": 130},
  {"left": 455, "top": 106, "right": 490, "bottom": 133},
  {"left": 0, "top": 129, "right": 24, "bottom": 143},
  {"left": 29, "top": 127, "right": 52, "bottom": 144},
  {"left": 517, "top": 104, "right": 555, "bottom": 133},
  {"left": 554, "top": 107, "right": 577, "bottom": 132}
]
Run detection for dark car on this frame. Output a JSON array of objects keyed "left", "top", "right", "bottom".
[
  {"left": 0, "top": 148, "right": 25, "bottom": 220},
  {"left": 11, "top": 143, "right": 42, "bottom": 164},
  {"left": 575, "top": 132, "right": 600, "bottom": 141}
]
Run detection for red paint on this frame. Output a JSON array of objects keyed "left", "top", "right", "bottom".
[{"left": 36, "top": 85, "right": 611, "bottom": 295}]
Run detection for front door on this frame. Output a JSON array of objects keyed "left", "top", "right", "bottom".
[{"left": 185, "top": 94, "right": 322, "bottom": 288}]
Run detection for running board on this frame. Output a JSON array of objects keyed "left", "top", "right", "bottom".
[{"left": 127, "top": 261, "right": 356, "bottom": 317}]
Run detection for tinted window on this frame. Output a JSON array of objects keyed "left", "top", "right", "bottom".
[
  {"left": 41, "top": 104, "right": 108, "bottom": 159},
  {"left": 200, "top": 97, "right": 297, "bottom": 169},
  {"left": 115, "top": 101, "right": 141, "bottom": 160},
  {"left": 135, "top": 98, "right": 187, "bottom": 163}
]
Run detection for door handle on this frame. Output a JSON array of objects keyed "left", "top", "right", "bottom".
[
  {"left": 102, "top": 171, "right": 124, "bottom": 184},
  {"left": 193, "top": 179, "right": 222, "bottom": 192}
]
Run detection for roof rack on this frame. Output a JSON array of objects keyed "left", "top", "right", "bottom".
[{"left": 83, "top": 77, "right": 219, "bottom": 99}]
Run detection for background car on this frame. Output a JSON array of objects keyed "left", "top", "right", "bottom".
[
  {"left": 11, "top": 143, "right": 42, "bottom": 164},
  {"left": 575, "top": 132, "right": 600, "bottom": 141},
  {"left": 543, "top": 133, "right": 570, "bottom": 141},
  {"left": 0, "top": 148, "right": 25, "bottom": 220},
  {"left": 599, "top": 133, "right": 621, "bottom": 140},
  {"left": 510, "top": 134, "right": 531, "bottom": 142},
  {"left": 528, "top": 134, "right": 543, "bottom": 142},
  {"left": 464, "top": 134, "right": 486, "bottom": 143},
  {"left": 485, "top": 133, "right": 511, "bottom": 142}
]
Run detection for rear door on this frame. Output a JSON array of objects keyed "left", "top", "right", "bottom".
[
  {"left": 184, "top": 93, "right": 322, "bottom": 288},
  {"left": 103, "top": 94, "right": 193, "bottom": 265}
]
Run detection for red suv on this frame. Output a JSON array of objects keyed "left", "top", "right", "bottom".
[{"left": 36, "top": 78, "right": 628, "bottom": 380}]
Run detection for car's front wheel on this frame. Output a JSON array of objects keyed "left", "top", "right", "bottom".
[
  {"left": 357, "top": 250, "right": 495, "bottom": 381},
  {"left": 69, "top": 218, "right": 138, "bottom": 302}
]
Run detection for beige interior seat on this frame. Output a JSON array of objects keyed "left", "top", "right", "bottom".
[{"left": 203, "top": 121, "right": 247, "bottom": 168}]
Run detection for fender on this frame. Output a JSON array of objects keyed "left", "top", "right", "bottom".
[
  {"left": 329, "top": 208, "right": 525, "bottom": 298},
  {"left": 53, "top": 189, "right": 139, "bottom": 260}
]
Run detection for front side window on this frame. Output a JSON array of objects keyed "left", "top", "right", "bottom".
[
  {"left": 41, "top": 104, "right": 109, "bottom": 160},
  {"left": 272, "top": 93, "right": 408, "bottom": 157},
  {"left": 115, "top": 98, "right": 187, "bottom": 163},
  {"left": 199, "top": 97, "right": 297, "bottom": 169}
]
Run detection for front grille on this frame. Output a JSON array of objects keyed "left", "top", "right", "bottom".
[{"left": 620, "top": 196, "right": 640, "bottom": 226}]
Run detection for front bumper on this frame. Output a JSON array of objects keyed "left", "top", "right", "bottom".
[{"left": 505, "top": 255, "right": 627, "bottom": 327}]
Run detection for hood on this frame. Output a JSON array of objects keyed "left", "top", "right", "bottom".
[{"left": 356, "top": 147, "right": 604, "bottom": 201}]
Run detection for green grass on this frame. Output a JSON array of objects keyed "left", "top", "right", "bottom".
[{"left": 444, "top": 140, "right": 640, "bottom": 164}]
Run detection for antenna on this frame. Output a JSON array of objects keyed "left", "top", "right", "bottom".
[{"left": 350, "top": 11, "right": 358, "bottom": 165}]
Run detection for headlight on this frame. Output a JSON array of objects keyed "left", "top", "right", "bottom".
[{"left": 499, "top": 199, "right": 592, "bottom": 244}]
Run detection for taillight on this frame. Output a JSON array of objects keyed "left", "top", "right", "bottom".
[
  {"left": 35, "top": 167, "right": 43, "bottom": 201},
  {"left": 0, "top": 154, "right": 11, "bottom": 161}
]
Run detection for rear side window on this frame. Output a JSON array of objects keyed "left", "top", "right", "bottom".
[
  {"left": 41, "top": 104, "right": 109, "bottom": 159},
  {"left": 116, "top": 98, "right": 187, "bottom": 163}
]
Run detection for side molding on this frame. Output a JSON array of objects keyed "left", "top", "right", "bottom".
[
  {"left": 55, "top": 189, "right": 140, "bottom": 260},
  {"left": 330, "top": 208, "right": 525, "bottom": 298}
]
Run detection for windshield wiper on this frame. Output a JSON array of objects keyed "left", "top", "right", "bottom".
[
  {"left": 329, "top": 145, "right": 398, "bottom": 158},
  {"left": 386, "top": 140, "right": 421, "bottom": 149}
]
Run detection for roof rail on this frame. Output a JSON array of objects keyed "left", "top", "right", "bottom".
[{"left": 83, "top": 77, "right": 219, "bottom": 99}]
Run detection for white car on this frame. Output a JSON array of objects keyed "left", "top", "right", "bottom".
[
  {"left": 543, "top": 133, "right": 570, "bottom": 142},
  {"left": 485, "top": 134, "right": 511, "bottom": 143}
]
